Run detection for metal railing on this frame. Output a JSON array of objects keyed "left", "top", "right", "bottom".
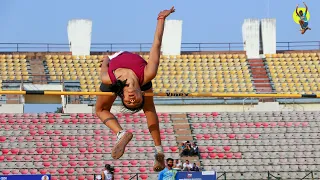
[{"left": 0, "top": 41, "right": 319, "bottom": 52}]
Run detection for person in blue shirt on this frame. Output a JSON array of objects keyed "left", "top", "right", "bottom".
[
  {"left": 158, "top": 158, "right": 177, "bottom": 180},
  {"left": 296, "top": 2, "right": 311, "bottom": 34}
]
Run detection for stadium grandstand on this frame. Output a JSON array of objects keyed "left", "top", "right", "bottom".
[{"left": 1, "top": 3, "right": 320, "bottom": 180}]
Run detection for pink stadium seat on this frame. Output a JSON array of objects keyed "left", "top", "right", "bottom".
[
  {"left": 53, "top": 148, "right": 61, "bottom": 153},
  {"left": 2, "top": 170, "right": 10, "bottom": 175},
  {"left": 12, "top": 125, "right": 20, "bottom": 130},
  {"left": 11, "top": 169, "right": 19, "bottom": 174},
  {"left": 60, "top": 176, "right": 67, "bottom": 180},
  {"left": 41, "top": 155, "right": 50, "bottom": 161},
  {"left": 4, "top": 125, "right": 11, "bottom": 130},
  {"left": 139, "top": 167, "right": 146, "bottom": 173},
  {"left": 212, "top": 112, "right": 219, "bottom": 116},
  {"left": 140, "top": 160, "right": 147, "bottom": 166},
  {"left": 51, "top": 155, "right": 58, "bottom": 160},
  {"left": 43, "top": 162, "right": 50, "bottom": 167},
  {"left": 270, "top": 122, "right": 277, "bottom": 127},
  {"left": 130, "top": 160, "right": 138, "bottom": 166},
  {"left": 55, "top": 118, "right": 62, "bottom": 123},
  {"left": 228, "top": 134, "right": 236, "bottom": 139},
  {"left": 47, "top": 113, "right": 54, "bottom": 117},
  {"left": 196, "top": 134, "right": 203, "bottom": 139},
  {"left": 86, "top": 175, "right": 94, "bottom": 180},
  {"left": 79, "top": 118, "right": 86, "bottom": 124},
  {"left": 123, "top": 175, "right": 131, "bottom": 180},
  {"left": 33, "top": 155, "right": 41, "bottom": 161},
  {"left": 15, "top": 155, "right": 23, "bottom": 160},
  {"left": 57, "top": 168, "right": 65, "bottom": 174},
  {"left": 199, "top": 146, "right": 206, "bottom": 153},
  {"left": 78, "top": 161, "right": 86, "bottom": 167},
  {"left": 61, "top": 162, "right": 68, "bottom": 167},
  {"left": 302, "top": 122, "right": 308, "bottom": 127},
  {"left": 212, "top": 134, "right": 219, "bottom": 139},
  {"left": 6, "top": 155, "right": 13, "bottom": 161},
  {"left": 170, "top": 146, "right": 178, "bottom": 152},
  {"left": 294, "top": 122, "right": 301, "bottom": 127},
  {"left": 87, "top": 161, "right": 94, "bottom": 166},
  {"left": 201, "top": 153, "right": 208, "bottom": 159},
  {"left": 2, "top": 149, "right": 9, "bottom": 154},
  {"left": 69, "top": 161, "right": 77, "bottom": 167},
  {"left": 30, "top": 169, "right": 38, "bottom": 174},
  {"left": 20, "top": 169, "right": 29, "bottom": 174},
  {"left": 226, "top": 153, "right": 233, "bottom": 159},
  {"left": 39, "top": 169, "right": 47, "bottom": 174},
  {"left": 86, "top": 168, "right": 93, "bottom": 173},
  {"left": 36, "top": 148, "right": 44, "bottom": 154},
  {"left": 252, "top": 134, "right": 259, "bottom": 138},
  {"left": 218, "top": 153, "right": 225, "bottom": 159},
  {"left": 140, "top": 174, "right": 148, "bottom": 180},
  {"left": 207, "top": 146, "right": 214, "bottom": 152},
  {"left": 216, "top": 123, "right": 223, "bottom": 128},
  {"left": 78, "top": 176, "right": 85, "bottom": 180},
  {"left": 286, "top": 122, "right": 293, "bottom": 127},
  {"left": 24, "top": 155, "right": 32, "bottom": 160},
  {"left": 204, "top": 134, "right": 211, "bottom": 139},
  {"left": 68, "top": 176, "right": 76, "bottom": 180},
  {"left": 0, "top": 136, "right": 6, "bottom": 142},
  {"left": 66, "top": 168, "right": 75, "bottom": 174},
  {"left": 54, "top": 130, "right": 62, "bottom": 135},
  {"left": 21, "top": 124, "right": 28, "bottom": 129},
  {"left": 71, "top": 119, "right": 78, "bottom": 124},
  {"left": 234, "top": 152, "right": 242, "bottom": 158}
]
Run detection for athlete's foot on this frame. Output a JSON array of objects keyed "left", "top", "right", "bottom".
[
  {"left": 308, "top": 27, "right": 311, "bottom": 30},
  {"left": 111, "top": 131, "right": 133, "bottom": 159},
  {"left": 153, "top": 152, "right": 165, "bottom": 172}
]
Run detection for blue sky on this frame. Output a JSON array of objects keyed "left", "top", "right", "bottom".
[
  {"left": 0, "top": 0, "right": 318, "bottom": 44},
  {"left": 0, "top": 0, "right": 318, "bottom": 112}
]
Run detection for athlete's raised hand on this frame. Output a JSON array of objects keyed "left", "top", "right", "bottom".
[{"left": 157, "top": 6, "right": 175, "bottom": 19}]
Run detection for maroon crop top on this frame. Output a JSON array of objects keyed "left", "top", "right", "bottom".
[{"left": 107, "top": 51, "right": 147, "bottom": 86}]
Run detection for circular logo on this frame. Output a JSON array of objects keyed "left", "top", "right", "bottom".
[
  {"left": 41, "top": 175, "right": 49, "bottom": 180},
  {"left": 292, "top": 7, "right": 310, "bottom": 24}
]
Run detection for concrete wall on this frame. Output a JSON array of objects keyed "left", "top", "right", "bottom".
[
  {"left": 161, "top": 20, "right": 183, "bottom": 55},
  {"left": 261, "top": 18, "right": 276, "bottom": 55},
  {"left": 67, "top": 19, "right": 92, "bottom": 56},
  {"left": 242, "top": 19, "right": 260, "bottom": 58},
  {"left": 0, "top": 104, "right": 24, "bottom": 113}
]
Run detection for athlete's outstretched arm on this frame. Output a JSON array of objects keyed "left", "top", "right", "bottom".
[
  {"left": 296, "top": 4, "right": 300, "bottom": 16},
  {"left": 304, "top": 2, "right": 308, "bottom": 14},
  {"left": 144, "top": 6, "right": 175, "bottom": 83}
]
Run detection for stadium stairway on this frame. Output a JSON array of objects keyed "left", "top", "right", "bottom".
[
  {"left": 172, "top": 114, "right": 199, "bottom": 163},
  {"left": 247, "top": 59, "right": 273, "bottom": 93},
  {"left": 29, "top": 58, "right": 47, "bottom": 84}
]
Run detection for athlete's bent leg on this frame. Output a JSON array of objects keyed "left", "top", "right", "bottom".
[
  {"left": 95, "top": 95, "right": 133, "bottom": 159},
  {"left": 143, "top": 93, "right": 165, "bottom": 172},
  {"left": 299, "top": 20, "right": 304, "bottom": 29}
]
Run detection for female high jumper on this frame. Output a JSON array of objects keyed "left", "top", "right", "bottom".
[
  {"left": 296, "top": 2, "right": 311, "bottom": 34},
  {"left": 95, "top": 6, "right": 176, "bottom": 172}
]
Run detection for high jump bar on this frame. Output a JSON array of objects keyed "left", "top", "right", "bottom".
[{"left": 0, "top": 91, "right": 319, "bottom": 98}]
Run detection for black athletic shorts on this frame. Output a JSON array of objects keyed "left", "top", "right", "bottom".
[{"left": 100, "top": 81, "right": 153, "bottom": 92}]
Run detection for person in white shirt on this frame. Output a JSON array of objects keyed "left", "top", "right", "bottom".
[
  {"left": 173, "top": 159, "right": 182, "bottom": 170},
  {"left": 182, "top": 160, "right": 193, "bottom": 171},
  {"left": 101, "top": 164, "right": 114, "bottom": 180}
]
